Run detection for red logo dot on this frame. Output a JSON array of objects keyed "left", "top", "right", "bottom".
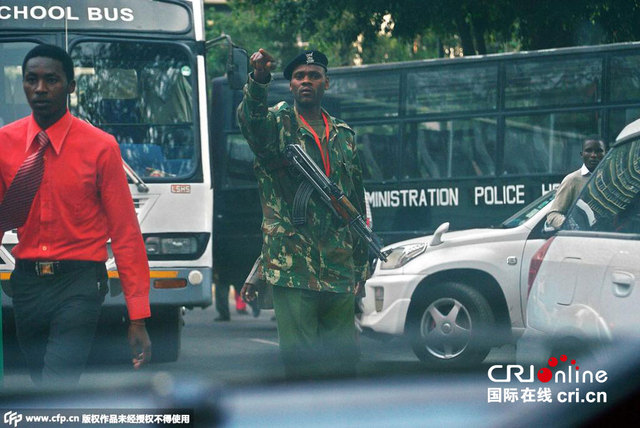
[
  {"left": 571, "top": 359, "right": 576, "bottom": 365},
  {"left": 548, "top": 357, "right": 558, "bottom": 367},
  {"left": 560, "top": 355, "right": 567, "bottom": 362},
  {"left": 537, "top": 367, "right": 553, "bottom": 383}
]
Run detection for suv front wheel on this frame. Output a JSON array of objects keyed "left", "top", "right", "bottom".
[{"left": 408, "top": 281, "right": 494, "bottom": 368}]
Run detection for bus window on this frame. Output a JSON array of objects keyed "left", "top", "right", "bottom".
[
  {"left": 406, "top": 65, "right": 498, "bottom": 115},
  {"left": 609, "top": 107, "right": 640, "bottom": 141},
  {"left": 505, "top": 57, "right": 602, "bottom": 109},
  {"left": 609, "top": 53, "right": 640, "bottom": 102},
  {"left": 404, "top": 123, "right": 445, "bottom": 179},
  {"left": 97, "top": 68, "right": 139, "bottom": 124},
  {"left": 503, "top": 111, "right": 600, "bottom": 175},
  {"left": 328, "top": 73, "right": 399, "bottom": 121},
  {"left": 354, "top": 125, "right": 398, "bottom": 181},
  {"left": 70, "top": 41, "right": 195, "bottom": 179},
  {"left": 404, "top": 119, "right": 496, "bottom": 179},
  {"left": 141, "top": 66, "right": 193, "bottom": 124},
  {"left": 450, "top": 119, "right": 496, "bottom": 177},
  {"left": 0, "top": 41, "right": 37, "bottom": 127}
]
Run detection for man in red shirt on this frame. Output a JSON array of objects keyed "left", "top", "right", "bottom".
[{"left": 0, "top": 44, "right": 151, "bottom": 385}]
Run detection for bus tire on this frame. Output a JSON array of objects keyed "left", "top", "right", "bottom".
[
  {"left": 147, "top": 306, "right": 183, "bottom": 363},
  {"left": 408, "top": 281, "right": 494, "bottom": 368}
]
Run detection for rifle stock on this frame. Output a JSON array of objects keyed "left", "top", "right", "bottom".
[{"left": 284, "top": 144, "right": 388, "bottom": 261}]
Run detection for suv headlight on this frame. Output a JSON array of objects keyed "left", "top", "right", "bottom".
[{"left": 380, "top": 243, "right": 426, "bottom": 270}]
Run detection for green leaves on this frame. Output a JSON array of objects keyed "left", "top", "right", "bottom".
[{"left": 205, "top": 0, "right": 640, "bottom": 72}]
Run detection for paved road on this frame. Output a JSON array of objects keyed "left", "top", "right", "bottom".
[{"left": 2, "top": 301, "right": 515, "bottom": 390}]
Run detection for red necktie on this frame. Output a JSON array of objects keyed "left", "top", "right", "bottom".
[{"left": 0, "top": 131, "right": 50, "bottom": 231}]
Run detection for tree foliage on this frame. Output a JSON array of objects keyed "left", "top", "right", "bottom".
[
  {"left": 205, "top": 3, "right": 299, "bottom": 78},
  {"left": 205, "top": 0, "right": 457, "bottom": 72},
  {"left": 516, "top": 1, "right": 640, "bottom": 49},
  {"left": 206, "top": 0, "right": 640, "bottom": 70}
]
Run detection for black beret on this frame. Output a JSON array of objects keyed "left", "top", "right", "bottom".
[{"left": 283, "top": 50, "right": 328, "bottom": 80}]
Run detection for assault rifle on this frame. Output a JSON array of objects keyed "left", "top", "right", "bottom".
[{"left": 284, "top": 144, "right": 388, "bottom": 261}]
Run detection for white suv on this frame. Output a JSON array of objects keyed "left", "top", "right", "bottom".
[
  {"left": 360, "top": 190, "right": 555, "bottom": 367},
  {"left": 519, "top": 119, "right": 640, "bottom": 364}
]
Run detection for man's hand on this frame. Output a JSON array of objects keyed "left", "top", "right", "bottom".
[
  {"left": 250, "top": 48, "right": 276, "bottom": 84},
  {"left": 241, "top": 282, "right": 257, "bottom": 303},
  {"left": 128, "top": 321, "right": 152, "bottom": 369}
]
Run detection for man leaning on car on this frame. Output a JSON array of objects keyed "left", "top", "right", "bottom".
[{"left": 546, "top": 136, "right": 606, "bottom": 229}]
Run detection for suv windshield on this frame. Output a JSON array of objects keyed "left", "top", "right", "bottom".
[
  {"left": 69, "top": 41, "right": 196, "bottom": 179},
  {"left": 500, "top": 190, "right": 555, "bottom": 228},
  {"left": 565, "top": 138, "right": 640, "bottom": 233}
]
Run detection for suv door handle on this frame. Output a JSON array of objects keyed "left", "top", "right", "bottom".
[{"left": 612, "top": 271, "right": 634, "bottom": 298}]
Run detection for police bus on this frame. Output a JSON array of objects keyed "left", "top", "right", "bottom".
[
  {"left": 210, "top": 42, "right": 640, "bottom": 289},
  {"left": 0, "top": 0, "right": 245, "bottom": 362}
]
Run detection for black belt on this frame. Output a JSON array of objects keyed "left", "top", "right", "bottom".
[{"left": 15, "top": 260, "right": 102, "bottom": 277}]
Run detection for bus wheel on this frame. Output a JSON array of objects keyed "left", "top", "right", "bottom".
[
  {"left": 408, "top": 281, "right": 494, "bottom": 368},
  {"left": 147, "top": 306, "right": 183, "bottom": 363}
]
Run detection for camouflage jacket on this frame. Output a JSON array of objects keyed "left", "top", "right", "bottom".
[{"left": 237, "top": 74, "right": 369, "bottom": 294}]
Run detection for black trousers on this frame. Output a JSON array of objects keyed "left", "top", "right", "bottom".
[{"left": 10, "top": 265, "right": 105, "bottom": 385}]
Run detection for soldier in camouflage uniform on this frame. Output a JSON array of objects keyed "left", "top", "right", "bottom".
[{"left": 237, "top": 48, "right": 369, "bottom": 378}]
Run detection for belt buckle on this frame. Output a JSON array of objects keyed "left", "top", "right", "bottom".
[{"left": 36, "top": 261, "right": 57, "bottom": 276}]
